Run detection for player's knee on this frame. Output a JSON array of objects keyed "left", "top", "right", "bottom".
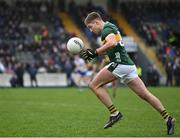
[
  {"left": 88, "top": 82, "right": 100, "bottom": 95},
  {"left": 88, "top": 81, "right": 96, "bottom": 91},
  {"left": 89, "top": 81, "right": 102, "bottom": 90}
]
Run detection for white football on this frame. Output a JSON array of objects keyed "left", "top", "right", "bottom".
[{"left": 66, "top": 37, "right": 84, "bottom": 54}]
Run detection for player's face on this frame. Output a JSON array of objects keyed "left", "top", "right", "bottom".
[{"left": 86, "top": 21, "right": 101, "bottom": 35}]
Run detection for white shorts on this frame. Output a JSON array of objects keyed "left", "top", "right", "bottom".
[{"left": 105, "top": 62, "right": 138, "bottom": 84}]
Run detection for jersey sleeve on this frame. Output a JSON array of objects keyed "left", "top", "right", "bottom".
[{"left": 102, "top": 27, "right": 117, "bottom": 39}]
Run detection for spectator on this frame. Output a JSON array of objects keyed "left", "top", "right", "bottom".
[
  {"left": 152, "top": 65, "right": 160, "bottom": 86},
  {"left": 174, "top": 60, "right": 180, "bottom": 86},
  {"left": 64, "top": 58, "right": 74, "bottom": 86},
  {"left": 28, "top": 63, "right": 38, "bottom": 87},
  {"left": 14, "top": 63, "right": 24, "bottom": 87},
  {"left": 136, "top": 64, "right": 142, "bottom": 79},
  {"left": 0, "top": 59, "right": 5, "bottom": 73},
  {"left": 146, "top": 64, "right": 160, "bottom": 86},
  {"left": 41, "top": 25, "right": 49, "bottom": 39},
  {"left": 34, "top": 33, "right": 42, "bottom": 44},
  {"left": 165, "top": 61, "right": 173, "bottom": 86},
  {"left": 146, "top": 65, "right": 154, "bottom": 86},
  {"left": 9, "top": 74, "right": 17, "bottom": 88}
]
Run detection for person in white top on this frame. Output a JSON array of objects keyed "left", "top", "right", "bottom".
[{"left": 74, "top": 55, "right": 90, "bottom": 90}]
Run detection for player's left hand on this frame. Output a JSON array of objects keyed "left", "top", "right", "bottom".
[{"left": 80, "top": 49, "right": 98, "bottom": 61}]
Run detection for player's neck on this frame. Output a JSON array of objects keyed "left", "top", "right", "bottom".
[{"left": 101, "top": 21, "right": 106, "bottom": 31}]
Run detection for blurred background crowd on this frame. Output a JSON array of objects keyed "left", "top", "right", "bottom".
[{"left": 0, "top": 0, "right": 179, "bottom": 87}]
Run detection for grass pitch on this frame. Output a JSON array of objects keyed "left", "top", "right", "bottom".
[{"left": 0, "top": 87, "right": 179, "bottom": 137}]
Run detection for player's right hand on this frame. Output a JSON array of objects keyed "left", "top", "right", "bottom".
[{"left": 80, "top": 49, "right": 98, "bottom": 61}]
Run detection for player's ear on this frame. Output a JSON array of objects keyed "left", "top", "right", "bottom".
[{"left": 94, "top": 20, "right": 99, "bottom": 25}]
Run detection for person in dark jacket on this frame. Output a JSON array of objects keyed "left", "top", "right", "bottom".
[
  {"left": 28, "top": 63, "right": 38, "bottom": 87},
  {"left": 14, "top": 63, "right": 24, "bottom": 87},
  {"left": 165, "top": 61, "right": 173, "bottom": 86}
]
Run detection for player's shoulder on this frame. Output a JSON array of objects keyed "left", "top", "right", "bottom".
[
  {"left": 102, "top": 22, "right": 118, "bottom": 38},
  {"left": 104, "top": 22, "right": 117, "bottom": 30}
]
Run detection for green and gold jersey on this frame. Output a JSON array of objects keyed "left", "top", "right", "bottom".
[{"left": 101, "top": 22, "right": 134, "bottom": 65}]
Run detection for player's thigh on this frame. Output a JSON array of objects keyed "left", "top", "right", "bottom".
[
  {"left": 127, "top": 77, "right": 151, "bottom": 98},
  {"left": 90, "top": 67, "right": 117, "bottom": 89}
]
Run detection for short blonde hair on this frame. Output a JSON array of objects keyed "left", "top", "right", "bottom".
[{"left": 84, "top": 12, "right": 102, "bottom": 25}]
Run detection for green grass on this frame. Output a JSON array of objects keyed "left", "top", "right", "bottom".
[{"left": 0, "top": 87, "right": 179, "bottom": 137}]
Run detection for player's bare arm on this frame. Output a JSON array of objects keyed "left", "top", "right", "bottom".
[
  {"left": 79, "top": 33, "right": 118, "bottom": 61},
  {"left": 96, "top": 33, "right": 118, "bottom": 55}
]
